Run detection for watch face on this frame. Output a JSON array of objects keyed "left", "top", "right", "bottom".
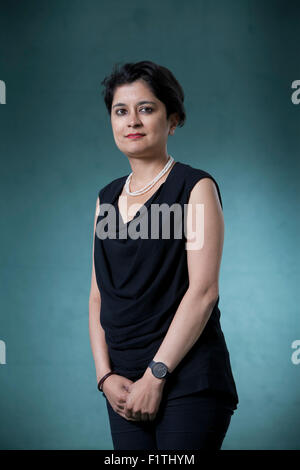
[{"left": 153, "top": 362, "right": 167, "bottom": 378}]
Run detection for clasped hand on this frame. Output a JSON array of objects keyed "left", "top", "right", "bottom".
[{"left": 121, "top": 374, "right": 165, "bottom": 422}]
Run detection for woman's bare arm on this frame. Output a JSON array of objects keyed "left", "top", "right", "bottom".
[
  {"left": 142, "top": 177, "right": 223, "bottom": 383},
  {"left": 89, "top": 196, "right": 112, "bottom": 384}
]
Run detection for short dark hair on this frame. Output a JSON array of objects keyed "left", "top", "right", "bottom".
[{"left": 101, "top": 60, "right": 186, "bottom": 127}]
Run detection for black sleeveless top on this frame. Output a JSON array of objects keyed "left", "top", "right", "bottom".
[{"left": 94, "top": 161, "right": 239, "bottom": 410}]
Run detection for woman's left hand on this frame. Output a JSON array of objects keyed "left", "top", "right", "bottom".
[{"left": 124, "top": 369, "right": 166, "bottom": 422}]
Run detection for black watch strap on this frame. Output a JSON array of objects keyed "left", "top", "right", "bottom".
[{"left": 148, "top": 360, "right": 171, "bottom": 379}]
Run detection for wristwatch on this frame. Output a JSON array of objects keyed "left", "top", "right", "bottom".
[{"left": 148, "top": 360, "right": 171, "bottom": 379}]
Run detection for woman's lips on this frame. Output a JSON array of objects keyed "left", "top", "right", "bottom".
[{"left": 126, "top": 134, "right": 145, "bottom": 139}]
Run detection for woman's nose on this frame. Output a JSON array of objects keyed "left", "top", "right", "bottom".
[{"left": 127, "top": 111, "right": 142, "bottom": 127}]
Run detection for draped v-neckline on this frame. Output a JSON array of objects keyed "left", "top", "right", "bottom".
[{"left": 114, "top": 161, "right": 179, "bottom": 227}]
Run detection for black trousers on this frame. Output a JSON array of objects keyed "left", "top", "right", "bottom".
[{"left": 105, "top": 388, "right": 235, "bottom": 450}]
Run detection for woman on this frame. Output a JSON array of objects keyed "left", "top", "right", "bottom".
[{"left": 89, "top": 60, "right": 239, "bottom": 450}]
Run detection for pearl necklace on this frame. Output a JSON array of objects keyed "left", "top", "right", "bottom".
[{"left": 125, "top": 155, "right": 175, "bottom": 196}]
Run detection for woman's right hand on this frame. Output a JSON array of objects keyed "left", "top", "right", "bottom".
[{"left": 102, "top": 374, "right": 137, "bottom": 421}]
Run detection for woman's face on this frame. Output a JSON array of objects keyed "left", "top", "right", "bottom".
[{"left": 110, "top": 79, "right": 178, "bottom": 159}]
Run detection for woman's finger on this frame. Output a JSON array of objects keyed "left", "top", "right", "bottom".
[{"left": 118, "top": 411, "right": 137, "bottom": 421}]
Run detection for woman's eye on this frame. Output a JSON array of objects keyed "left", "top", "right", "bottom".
[
  {"left": 115, "top": 107, "right": 153, "bottom": 116},
  {"left": 140, "top": 107, "right": 153, "bottom": 113}
]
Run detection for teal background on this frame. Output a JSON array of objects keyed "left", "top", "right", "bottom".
[{"left": 0, "top": 0, "right": 299, "bottom": 450}]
